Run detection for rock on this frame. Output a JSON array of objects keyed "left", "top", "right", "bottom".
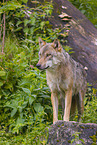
[
  {"left": 49, "top": 0, "right": 97, "bottom": 88},
  {"left": 48, "top": 121, "right": 97, "bottom": 145}
]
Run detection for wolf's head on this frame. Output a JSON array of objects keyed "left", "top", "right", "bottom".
[{"left": 36, "top": 38, "right": 63, "bottom": 70}]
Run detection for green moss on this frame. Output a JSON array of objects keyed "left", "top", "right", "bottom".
[
  {"left": 68, "top": 140, "right": 71, "bottom": 143},
  {"left": 80, "top": 125, "right": 85, "bottom": 129},
  {"left": 90, "top": 134, "right": 97, "bottom": 144},
  {"left": 57, "top": 139, "right": 60, "bottom": 142}
]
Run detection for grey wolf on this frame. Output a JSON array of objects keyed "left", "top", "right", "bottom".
[{"left": 36, "top": 38, "right": 87, "bottom": 124}]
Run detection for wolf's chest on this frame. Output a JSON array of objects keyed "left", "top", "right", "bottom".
[
  {"left": 46, "top": 73, "right": 60, "bottom": 91},
  {"left": 46, "top": 70, "right": 68, "bottom": 92}
]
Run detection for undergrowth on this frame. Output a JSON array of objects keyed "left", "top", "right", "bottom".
[{"left": 0, "top": 0, "right": 97, "bottom": 144}]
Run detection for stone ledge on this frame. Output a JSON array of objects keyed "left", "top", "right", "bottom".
[{"left": 48, "top": 121, "right": 97, "bottom": 145}]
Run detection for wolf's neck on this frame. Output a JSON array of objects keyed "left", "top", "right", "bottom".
[{"left": 46, "top": 62, "right": 60, "bottom": 73}]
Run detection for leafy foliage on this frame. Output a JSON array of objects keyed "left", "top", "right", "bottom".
[
  {"left": 71, "top": 132, "right": 85, "bottom": 145},
  {"left": 69, "top": 0, "right": 97, "bottom": 28},
  {"left": 82, "top": 87, "right": 97, "bottom": 123},
  {"left": 0, "top": 1, "right": 53, "bottom": 144},
  {"left": 0, "top": 111, "right": 49, "bottom": 144},
  {"left": 0, "top": 0, "right": 97, "bottom": 144},
  {"left": 0, "top": 36, "right": 52, "bottom": 131},
  {"left": 72, "top": 86, "right": 97, "bottom": 123}
]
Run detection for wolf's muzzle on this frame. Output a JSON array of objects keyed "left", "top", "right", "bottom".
[
  {"left": 36, "top": 63, "right": 41, "bottom": 69},
  {"left": 36, "top": 63, "right": 49, "bottom": 70}
]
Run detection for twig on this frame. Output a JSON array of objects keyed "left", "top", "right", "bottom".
[
  {"left": 0, "top": 18, "right": 4, "bottom": 39},
  {"left": 2, "top": 12, "right": 5, "bottom": 54}
]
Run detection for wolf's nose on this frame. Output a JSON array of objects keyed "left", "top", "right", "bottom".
[{"left": 36, "top": 64, "right": 41, "bottom": 68}]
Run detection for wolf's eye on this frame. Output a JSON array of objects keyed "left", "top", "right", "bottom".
[{"left": 46, "top": 54, "right": 51, "bottom": 57}]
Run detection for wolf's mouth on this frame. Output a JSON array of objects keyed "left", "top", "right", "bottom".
[
  {"left": 44, "top": 66, "right": 49, "bottom": 69},
  {"left": 38, "top": 66, "right": 49, "bottom": 70},
  {"left": 36, "top": 64, "right": 49, "bottom": 70}
]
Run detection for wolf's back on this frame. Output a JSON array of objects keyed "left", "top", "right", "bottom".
[{"left": 63, "top": 49, "right": 87, "bottom": 95}]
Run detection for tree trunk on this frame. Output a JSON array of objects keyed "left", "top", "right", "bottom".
[{"left": 28, "top": 0, "right": 97, "bottom": 87}]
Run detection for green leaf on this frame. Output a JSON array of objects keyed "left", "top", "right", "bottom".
[
  {"left": 17, "top": 117, "right": 24, "bottom": 124},
  {"left": 81, "top": 9, "right": 86, "bottom": 14},
  {"left": 23, "top": 27, "right": 29, "bottom": 34},
  {"left": 46, "top": 21, "right": 49, "bottom": 25},
  {"left": 22, "top": 88, "right": 31, "bottom": 95},
  {"left": 80, "top": 139, "right": 85, "bottom": 143},
  {"left": 29, "top": 97, "right": 35, "bottom": 105},
  {"left": 30, "top": 17, "right": 36, "bottom": 25},
  {"left": 16, "top": 21, "right": 22, "bottom": 27},
  {"left": 71, "top": 139, "right": 75, "bottom": 144},
  {"left": 40, "top": 21, "right": 45, "bottom": 29},
  {"left": 24, "top": 19, "right": 30, "bottom": 27},
  {"left": 11, "top": 108, "right": 17, "bottom": 117},
  {"left": 21, "top": 0, "right": 28, "bottom": 3},
  {"left": 34, "top": 103, "right": 44, "bottom": 112},
  {"left": 0, "top": 82, "right": 3, "bottom": 87},
  {"left": 14, "top": 27, "right": 22, "bottom": 32},
  {"left": 0, "top": 71, "right": 6, "bottom": 76},
  {"left": 5, "top": 82, "right": 13, "bottom": 89},
  {"left": 22, "top": 101, "right": 28, "bottom": 108},
  {"left": 41, "top": 95, "right": 50, "bottom": 98},
  {"left": 45, "top": 105, "right": 52, "bottom": 110}
]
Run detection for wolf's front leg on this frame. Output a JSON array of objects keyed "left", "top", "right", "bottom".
[
  {"left": 51, "top": 92, "right": 58, "bottom": 124},
  {"left": 63, "top": 89, "right": 72, "bottom": 121}
]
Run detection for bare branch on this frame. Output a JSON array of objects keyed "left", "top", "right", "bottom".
[
  {"left": 2, "top": 12, "right": 5, "bottom": 54},
  {"left": 0, "top": 18, "right": 4, "bottom": 39}
]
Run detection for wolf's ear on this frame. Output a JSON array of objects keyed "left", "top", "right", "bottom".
[
  {"left": 39, "top": 37, "right": 46, "bottom": 48},
  {"left": 52, "top": 39, "right": 62, "bottom": 52}
]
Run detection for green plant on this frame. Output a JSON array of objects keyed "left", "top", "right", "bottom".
[
  {"left": 0, "top": 36, "right": 51, "bottom": 144},
  {"left": 71, "top": 85, "right": 97, "bottom": 123},
  {"left": 90, "top": 134, "right": 97, "bottom": 145},
  {"left": 82, "top": 87, "right": 97, "bottom": 123},
  {"left": 0, "top": 110, "right": 49, "bottom": 145},
  {"left": 0, "top": 0, "right": 55, "bottom": 138},
  {"left": 69, "top": 0, "right": 97, "bottom": 28},
  {"left": 71, "top": 132, "right": 85, "bottom": 145},
  {"left": 0, "top": 41, "right": 51, "bottom": 132}
]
